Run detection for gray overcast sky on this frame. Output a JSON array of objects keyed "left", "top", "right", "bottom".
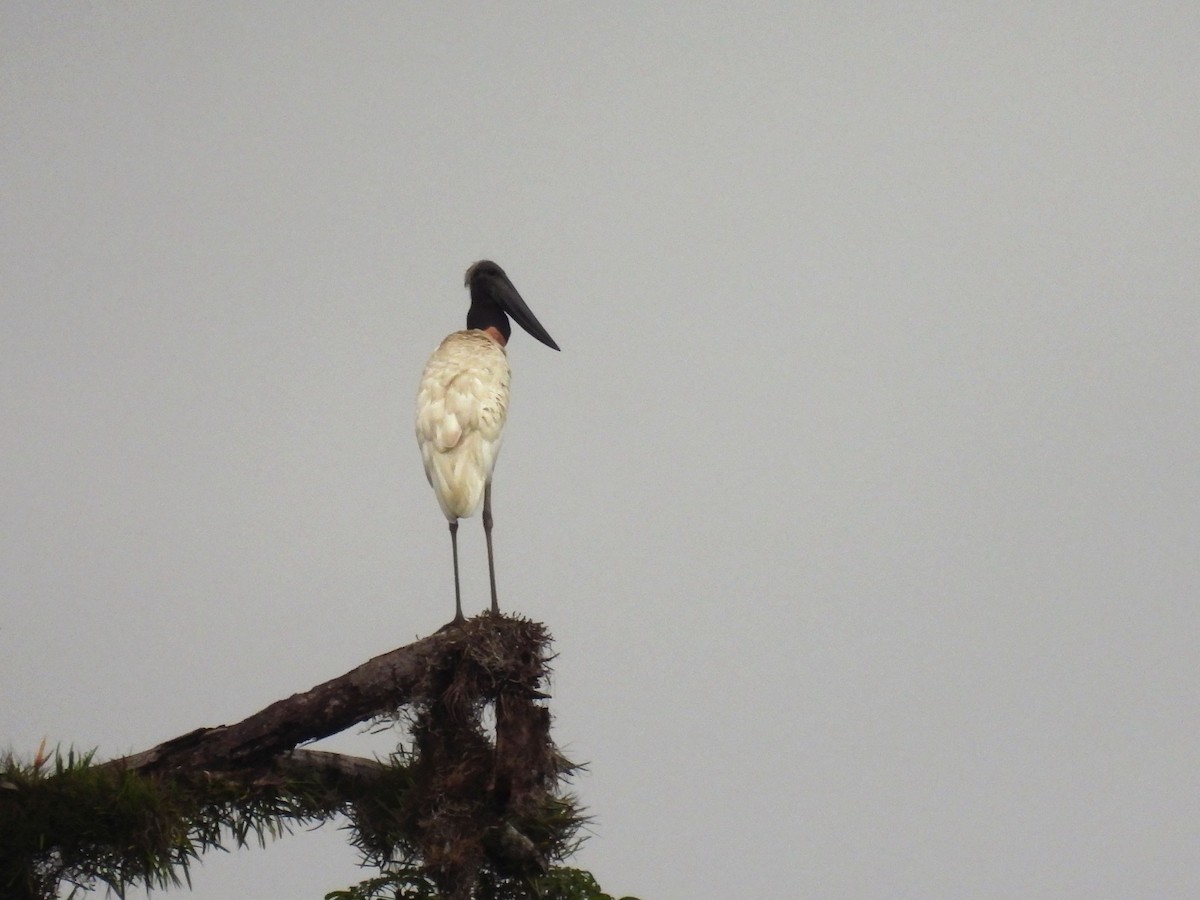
[{"left": 3, "top": 4, "right": 1198, "bottom": 898}]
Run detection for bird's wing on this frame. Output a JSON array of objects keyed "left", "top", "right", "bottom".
[
  {"left": 416, "top": 332, "right": 512, "bottom": 521},
  {"left": 416, "top": 333, "right": 511, "bottom": 518},
  {"left": 416, "top": 333, "right": 510, "bottom": 454}
]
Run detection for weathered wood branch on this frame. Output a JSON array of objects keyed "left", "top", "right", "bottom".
[
  {"left": 104, "top": 616, "right": 546, "bottom": 777},
  {"left": 277, "top": 748, "right": 390, "bottom": 783}
]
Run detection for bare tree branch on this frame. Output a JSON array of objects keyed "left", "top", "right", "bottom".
[{"left": 105, "top": 618, "right": 523, "bottom": 777}]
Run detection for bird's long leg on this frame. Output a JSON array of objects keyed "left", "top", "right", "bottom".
[
  {"left": 483, "top": 482, "right": 499, "bottom": 615},
  {"left": 449, "top": 520, "right": 464, "bottom": 623}
]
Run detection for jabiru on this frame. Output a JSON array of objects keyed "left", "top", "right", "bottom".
[{"left": 415, "top": 260, "right": 560, "bottom": 623}]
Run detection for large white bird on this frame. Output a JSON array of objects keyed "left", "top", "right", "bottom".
[{"left": 416, "top": 260, "right": 560, "bottom": 623}]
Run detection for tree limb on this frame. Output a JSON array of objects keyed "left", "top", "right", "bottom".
[{"left": 105, "top": 618, "right": 522, "bottom": 776}]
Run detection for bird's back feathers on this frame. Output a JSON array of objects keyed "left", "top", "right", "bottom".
[{"left": 415, "top": 330, "right": 511, "bottom": 520}]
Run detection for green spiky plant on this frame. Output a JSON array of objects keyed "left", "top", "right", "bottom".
[{"left": 1, "top": 746, "right": 342, "bottom": 898}]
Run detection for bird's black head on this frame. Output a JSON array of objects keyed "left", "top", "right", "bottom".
[{"left": 464, "top": 260, "right": 560, "bottom": 351}]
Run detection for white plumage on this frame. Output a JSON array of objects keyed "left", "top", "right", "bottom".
[
  {"left": 416, "top": 260, "right": 558, "bottom": 623},
  {"left": 416, "top": 330, "right": 510, "bottom": 521}
]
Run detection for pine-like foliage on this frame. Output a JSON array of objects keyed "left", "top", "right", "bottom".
[{"left": 0, "top": 746, "right": 341, "bottom": 897}]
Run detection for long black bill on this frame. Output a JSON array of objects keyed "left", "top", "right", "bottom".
[{"left": 467, "top": 261, "right": 561, "bottom": 351}]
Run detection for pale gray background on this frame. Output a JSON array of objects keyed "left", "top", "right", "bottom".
[{"left": 3, "top": 4, "right": 1198, "bottom": 898}]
